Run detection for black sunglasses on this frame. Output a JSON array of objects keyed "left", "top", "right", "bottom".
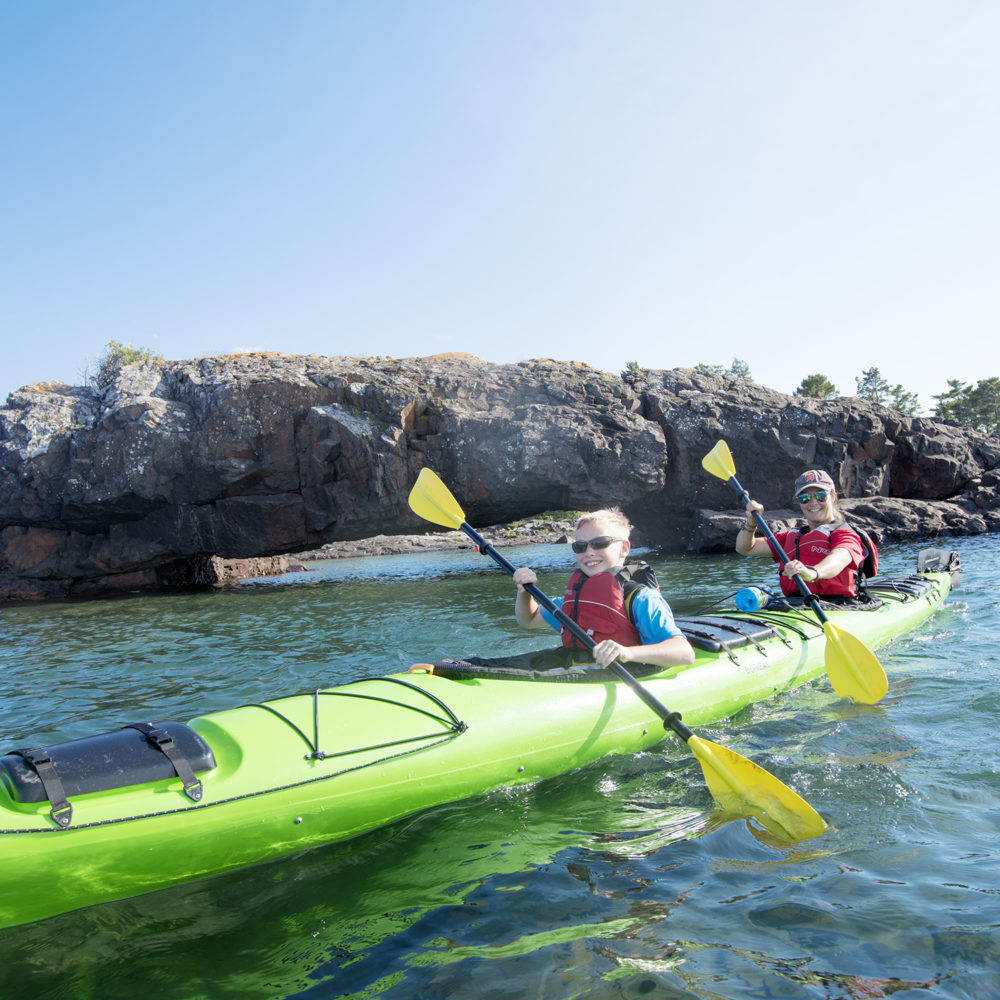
[
  {"left": 571, "top": 536, "right": 625, "bottom": 553},
  {"left": 795, "top": 490, "right": 830, "bottom": 504}
]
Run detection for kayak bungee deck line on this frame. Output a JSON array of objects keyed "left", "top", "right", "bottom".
[{"left": 0, "top": 557, "right": 957, "bottom": 930}]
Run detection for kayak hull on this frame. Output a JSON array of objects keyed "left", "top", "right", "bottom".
[{"left": 0, "top": 568, "right": 953, "bottom": 929}]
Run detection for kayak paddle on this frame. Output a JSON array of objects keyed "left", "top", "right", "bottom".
[
  {"left": 701, "top": 439, "right": 888, "bottom": 705},
  {"left": 407, "top": 467, "right": 826, "bottom": 841}
]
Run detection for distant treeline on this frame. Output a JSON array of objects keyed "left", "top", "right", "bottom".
[{"left": 649, "top": 359, "right": 999, "bottom": 437}]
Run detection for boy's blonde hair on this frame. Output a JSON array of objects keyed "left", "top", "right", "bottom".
[{"left": 575, "top": 507, "right": 632, "bottom": 537}]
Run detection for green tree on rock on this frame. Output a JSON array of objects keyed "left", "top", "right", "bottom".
[
  {"left": 934, "top": 379, "right": 966, "bottom": 420},
  {"left": 889, "top": 385, "right": 920, "bottom": 415},
  {"left": 855, "top": 367, "right": 892, "bottom": 404},
  {"left": 855, "top": 367, "right": 920, "bottom": 415},
  {"left": 934, "top": 377, "right": 1000, "bottom": 435},
  {"left": 794, "top": 374, "right": 838, "bottom": 399},
  {"left": 971, "top": 377, "right": 1000, "bottom": 435},
  {"left": 695, "top": 358, "right": 753, "bottom": 381}
]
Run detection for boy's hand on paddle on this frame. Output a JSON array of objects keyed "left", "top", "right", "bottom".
[
  {"left": 512, "top": 567, "right": 537, "bottom": 591},
  {"left": 593, "top": 640, "right": 630, "bottom": 667}
]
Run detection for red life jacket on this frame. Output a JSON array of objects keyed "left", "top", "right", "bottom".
[
  {"left": 795, "top": 521, "right": 878, "bottom": 590},
  {"left": 559, "top": 564, "right": 656, "bottom": 649},
  {"left": 773, "top": 522, "right": 865, "bottom": 598}
]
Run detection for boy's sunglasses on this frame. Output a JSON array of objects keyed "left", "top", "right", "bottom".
[
  {"left": 571, "top": 536, "right": 625, "bottom": 553},
  {"left": 795, "top": 490, "right": 829, "bottom": 504}
]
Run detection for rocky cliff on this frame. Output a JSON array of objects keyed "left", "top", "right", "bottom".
[{"left": 2, "top": 352, "right": 998, "bottom": 601}]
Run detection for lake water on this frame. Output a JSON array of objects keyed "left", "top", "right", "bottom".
[{"left": 0, "top": 534, "right": 997, "bottom": 999}]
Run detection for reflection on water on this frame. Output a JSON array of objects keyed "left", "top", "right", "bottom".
[{"left": 1, "top": 536, "right": 998, "bottom": 998}]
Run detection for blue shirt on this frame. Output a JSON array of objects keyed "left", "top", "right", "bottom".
[{"left": 540, "top": 587, "right": 681, "bottom": 644}]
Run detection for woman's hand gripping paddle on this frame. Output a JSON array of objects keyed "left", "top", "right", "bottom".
[
  {"left": 701, "top": 440, "right": 888, "bottom": 705},
  {"left": 407, "top": 467, "right": 826, "bottom": 841}
]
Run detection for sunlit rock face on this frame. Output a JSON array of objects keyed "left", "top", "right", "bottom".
[
  {"left": 2, "top": 354, "right": 997, "bottom": 601},
  {"left": 628, "top": 367, "right": 1000, "bottom": 550}
]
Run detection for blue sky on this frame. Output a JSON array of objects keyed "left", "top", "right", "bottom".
[{"left": 2, "top": 1, "right": 998, "bottom": 412}]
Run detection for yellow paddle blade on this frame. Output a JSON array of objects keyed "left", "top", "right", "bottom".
[
  {"left": 688, "top": 735, "right": 827, "bottom": 841},
  {"left": 823, "top": 621, "right": 889, "bottom": 704},
  {"left": 407, "top": 467, "right": 467, "bottom": 530},
  {"left": 701, "top": 440, "right": 736, "bottom": 482}
]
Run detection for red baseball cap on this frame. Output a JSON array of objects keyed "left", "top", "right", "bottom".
[{"left": 793, "top": 470, "right": 835, "bottom": 494}]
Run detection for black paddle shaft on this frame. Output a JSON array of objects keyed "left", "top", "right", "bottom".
[
  {"left": 729, "top": 474, "right": 831, "bottom": 624},
  {"left": 456, "top": 523, "right": 695, "bottom": 742}
]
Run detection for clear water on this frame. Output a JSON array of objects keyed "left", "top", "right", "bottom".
[{"left": 0, "top": 536, "right": 997, "bottom": 999}]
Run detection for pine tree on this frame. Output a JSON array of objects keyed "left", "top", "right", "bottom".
[
  {"left": 794, "top": 374, "right": 838, "bottom": 398},
  {"left": 935, "top": 378, "right": 1000, "bottom": 434},
  {"left": 855, "top": 367, "right": 892, "bottom": 404},
  {"left": 695, "top": 358, "right": 752, "bottom": 380},
  {"left": 729, "top": 358, "right": 752, "bottom": 380},
  {"left": 889, "top": 384, "right": 920, "bottom": 415}
]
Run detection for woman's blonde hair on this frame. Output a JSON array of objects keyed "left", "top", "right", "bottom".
[{"left": 575, "top": 507, "right": 632, "bottom": 537}]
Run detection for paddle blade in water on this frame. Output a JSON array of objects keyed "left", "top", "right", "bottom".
[
  {"left": 823, "top": 621, "right": 889, "bottom": 704},
  {"left": 407, "top": 468, "right": 467, "bottom": 530},
  {"left": 701, "top": 440, "right": 737, "bottom": 482},
  {"left": 688, "top": 735, "right": 827, "bottom": 841}
]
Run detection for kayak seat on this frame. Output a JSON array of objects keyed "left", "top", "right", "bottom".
[
  {"left": 0, "top": 721, "right": 216, "bottom": 828},
  {"left": 675, "top": 616, "right": 780, "bottom": 654}
]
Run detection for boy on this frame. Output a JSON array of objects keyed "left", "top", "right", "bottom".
[{"left": 513, "top": 508, "right": 694, "bottom": 669}]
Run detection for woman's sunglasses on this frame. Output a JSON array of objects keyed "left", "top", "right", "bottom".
[
  {"left": 795, "top": 490, "right": 829, "bottom": 504},
  {"left": 571, "top": 536, "right": 625, "bottom": 553}
]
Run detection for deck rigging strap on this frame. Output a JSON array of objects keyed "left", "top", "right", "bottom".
[
  {"left": 249, "top": 677, "right": 468, "bottom": 762},
  {"left": 2, "top": 721, "right": 216, "bottom": 829},
  {"left": 7, "top": 749, "right": 73, "bottom": 828},
  {"left": 122, "top": 723, "right": 204, "bottom": 802}
]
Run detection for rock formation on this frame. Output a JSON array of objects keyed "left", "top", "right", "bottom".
[{"left": 2, "top": 353, "right": 998, "bottom": 601}]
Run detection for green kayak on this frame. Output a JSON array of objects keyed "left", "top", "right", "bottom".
[{"left": 0, "top": 551, "right": 959, "bottom": 929}]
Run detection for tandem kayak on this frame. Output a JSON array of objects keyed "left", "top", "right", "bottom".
[{"left": 0, "top": 550, "right": 960, "bottom": 930}]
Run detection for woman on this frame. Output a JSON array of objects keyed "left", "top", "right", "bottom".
[
  {"left": 513, "top": 507, "right": 694, "bottom": 669},
  {"left": 735, "top": 469, "right": 866, "bottom": 600}
]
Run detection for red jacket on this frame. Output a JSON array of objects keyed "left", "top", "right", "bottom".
[
  {"left": 772, "top": 525, "right": 864, "bottom": 597},
  {"left": 560, "top": 570, "right": 642, "bottom": 648}
]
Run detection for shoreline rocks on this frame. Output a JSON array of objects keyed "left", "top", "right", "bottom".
[
  {"left": 2, "top": 353, "right": 998, "bottom": 602},
  {"left": 298, "top": 517, "right": 577, "bottom": 560}
]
